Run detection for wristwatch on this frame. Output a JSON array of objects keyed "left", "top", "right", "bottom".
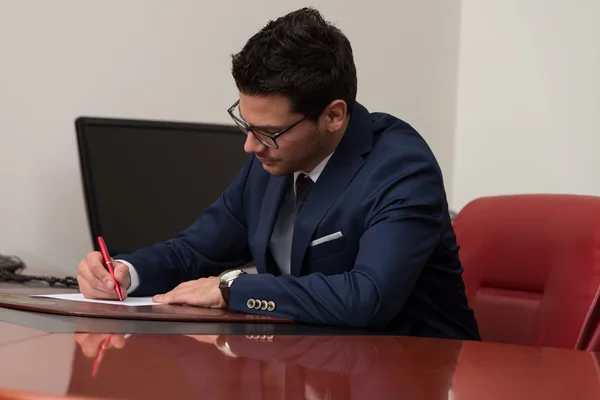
[{"left": 218, "top": 269, "right": 247, "bottom": 304}]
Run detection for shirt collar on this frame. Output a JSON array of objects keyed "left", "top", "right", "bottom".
[{"left": 294, "top": 151, "right": 334, "bottom": 185}]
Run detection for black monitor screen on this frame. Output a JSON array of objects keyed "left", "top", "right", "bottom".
[{"left": 76, "top": 117, "right": 249, "bottom": 255}]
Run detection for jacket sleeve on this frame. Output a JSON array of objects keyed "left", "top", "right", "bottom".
[
  {"left": 228, "top": 151, "right": 445, "bottom": 328},
  {"left": 117, "top": 156, "right": 254, "bottom": 296}
]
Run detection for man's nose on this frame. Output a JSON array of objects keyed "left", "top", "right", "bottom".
[{"left": 244, "top": 131, "right": 267, "bottom": 154}]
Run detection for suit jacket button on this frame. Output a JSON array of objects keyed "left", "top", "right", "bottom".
[
  {"left": 246, "top": 299, "right": 255, "bottom": 309},
  {"left": 253, "top": 299, "right": 261, "bottom": 309},
  {"left": 260, "top": 300, "right": 268, "bottom": 310},
  {"left": 267, "top": 301, "right": 275, "bottom": 311}
]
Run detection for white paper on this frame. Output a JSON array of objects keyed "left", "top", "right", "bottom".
[{"left": 32, "top": 293, "right": 159, "bottom": 306}]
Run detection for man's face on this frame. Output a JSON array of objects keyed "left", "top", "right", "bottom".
[{"left": 239, "top": 93, "right": 326, "bottom": 176}]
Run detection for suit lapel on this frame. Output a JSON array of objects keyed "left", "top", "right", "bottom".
[
  {"left": 289, "top": 102, "right": 373, "bottom": 276},
  {"left": 253, "top": 174, "right": 292, "bottom": 273}
]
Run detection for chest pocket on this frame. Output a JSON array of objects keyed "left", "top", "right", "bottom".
[{"left": 305, "top": 232, "right": 348, "bottom": 263}]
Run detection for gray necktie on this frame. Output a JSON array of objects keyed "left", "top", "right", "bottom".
[{"left": 294, "top": 174, "right": 314, "bottom": 217}]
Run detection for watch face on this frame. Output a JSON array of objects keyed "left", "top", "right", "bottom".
[{"left": 221, "top": 269, "right": 244, "bottom": 282}]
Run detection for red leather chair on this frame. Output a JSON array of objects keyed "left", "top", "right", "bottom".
[{"left": 453, "top": 194, "right": 600, "bottom": 350}]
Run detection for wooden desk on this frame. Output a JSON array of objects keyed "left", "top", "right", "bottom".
[
  {"left": 0, "top": 330, "right": 598, "bottom": 399},
  {"left": 2, "top": 281, "right": 600, "bottom": 399},
  {"left": 0, "top": 281, "right": 370, "bottom": 335}
]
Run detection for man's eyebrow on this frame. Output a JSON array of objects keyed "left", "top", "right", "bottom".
[{"left": 239, "top": 108, "right": 285, "bottom": 132}]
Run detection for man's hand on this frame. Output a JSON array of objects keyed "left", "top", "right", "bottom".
[
  {"left": 74, "top": 333, "right": 127, "bottom": 358},
  {"left": 77, "top": 251, "right": 130, "bottom": 300},
  {"left": 153, "top": 277, "right": 226, "bottom": 308}
]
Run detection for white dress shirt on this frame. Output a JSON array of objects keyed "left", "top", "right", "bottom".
[{"left": 121, "top": 152, "right": 334, "bottom": 292}]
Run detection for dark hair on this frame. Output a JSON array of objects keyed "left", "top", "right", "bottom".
[{"left": 231, "top": 7, "right": 357, "bottom": 119}]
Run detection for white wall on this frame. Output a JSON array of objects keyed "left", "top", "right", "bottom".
[
  {"left": 0, "top": 0, "right": 460, "bottom": 274},
  {"left": 452, "top": 0, "right": 600, "bottom": 210}
]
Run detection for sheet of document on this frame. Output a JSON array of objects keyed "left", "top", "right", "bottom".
[{"left": 32, "top": 293, "right": 159, "bottom": 306}]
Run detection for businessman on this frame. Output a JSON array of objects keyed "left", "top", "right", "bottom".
[{"left": 77, "top": 7, "right": 480, "bottom": 340}]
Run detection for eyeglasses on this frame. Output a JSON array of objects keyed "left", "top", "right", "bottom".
[{"left": 227, "top": 99, "right": 317, "bottom": 149}]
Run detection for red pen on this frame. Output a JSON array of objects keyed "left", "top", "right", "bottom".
[{"left": 97, "top": 236, "right": 123, "bottom": 301}]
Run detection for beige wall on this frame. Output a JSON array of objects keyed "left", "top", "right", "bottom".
[
  {"left": 0, "top": 0, "right": 460, "bottom": 274},
  {"left": 452, "top": 0, "right": 600, "bottom": 210}
]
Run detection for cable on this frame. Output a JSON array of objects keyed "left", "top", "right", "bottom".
[{"left": 0, "top": 269, "right": 79, "bottom": 288}]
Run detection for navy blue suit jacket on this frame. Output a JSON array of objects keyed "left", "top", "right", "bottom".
[{"left": 120, "top": 102, "right": 480, "bottom": 340}]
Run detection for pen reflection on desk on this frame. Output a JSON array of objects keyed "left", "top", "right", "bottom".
[
  {"left": 91, "top": 334, "right": 112, "bottom": 377},
  {"left": 97, "top": 236, "right": 123, "bottom": 301}
]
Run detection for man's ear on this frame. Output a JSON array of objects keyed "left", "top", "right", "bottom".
[{"left": 322, "top": 100, "right": 348, "bottom": 132}]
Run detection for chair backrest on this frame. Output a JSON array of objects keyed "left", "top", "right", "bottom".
[
  {"left": 583, "top": 302, "right": 600, "bottom": 351},
  {"left": 584, "top": 323, "right": 600, "bottom": 351},
  {"left": 453, "top": 194, "right": 600, "bottom": 349}
]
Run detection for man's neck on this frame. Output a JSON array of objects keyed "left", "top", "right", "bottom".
[{"left": 302, "top": 117, "right": 349, "bottom": 173}]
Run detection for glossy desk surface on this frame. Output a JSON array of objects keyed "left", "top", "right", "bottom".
[
  {"left": 0, "top": 328, "right": 598, "bottom": 400},
  {"left": 2, "top": 282, "right": 600, "bottom": 399}
]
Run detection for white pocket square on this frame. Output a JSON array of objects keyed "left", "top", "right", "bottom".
[{"left": 310, "top": 231, "right": 343, "bottom": 247}]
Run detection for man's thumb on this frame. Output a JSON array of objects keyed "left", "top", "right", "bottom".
[{"left": 113, "top": 261, "right": 131, "bottom": 288}]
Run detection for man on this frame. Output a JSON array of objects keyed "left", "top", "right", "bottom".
[{"left": 77, "top": 7, "right": 480, "bottom": 340}]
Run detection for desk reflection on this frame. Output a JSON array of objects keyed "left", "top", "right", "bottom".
[{"left": 68, "top": 334, "right": 461, "bottom": 400}]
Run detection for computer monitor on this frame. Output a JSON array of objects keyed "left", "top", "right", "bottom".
[{"left": 75, "top": 117, "right": 249, "bottom": 255}]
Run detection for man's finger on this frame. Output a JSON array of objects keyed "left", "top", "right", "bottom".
[
  {"left": 86, "top": 252, "right": 114, "bottom": 289},
  {"left": 110, "top": 334, "right": 127, "bottom": 349},
  {"left": 80, "top": 334, "right": 110, "bottom": 358},
  {"left": 78, "top": 262, "right": 110, "bottom": 293},
  {"left": 119, "top": 285, "right": 128, "bottom": 300},
  {"left": 79, "top": 277, "right": 119, "bottom": 300},
  {"left": 154, "top": 286, "right": 193, "bottom": 304},
  {"left": 153, "top": 291, "right": 175, "bottom": 304},
  {"left": 74, "top": 333, "right": 89, "bottom": 345},
  {"left": 113, "top": 262, "right": 131, "bottom": 290}
]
